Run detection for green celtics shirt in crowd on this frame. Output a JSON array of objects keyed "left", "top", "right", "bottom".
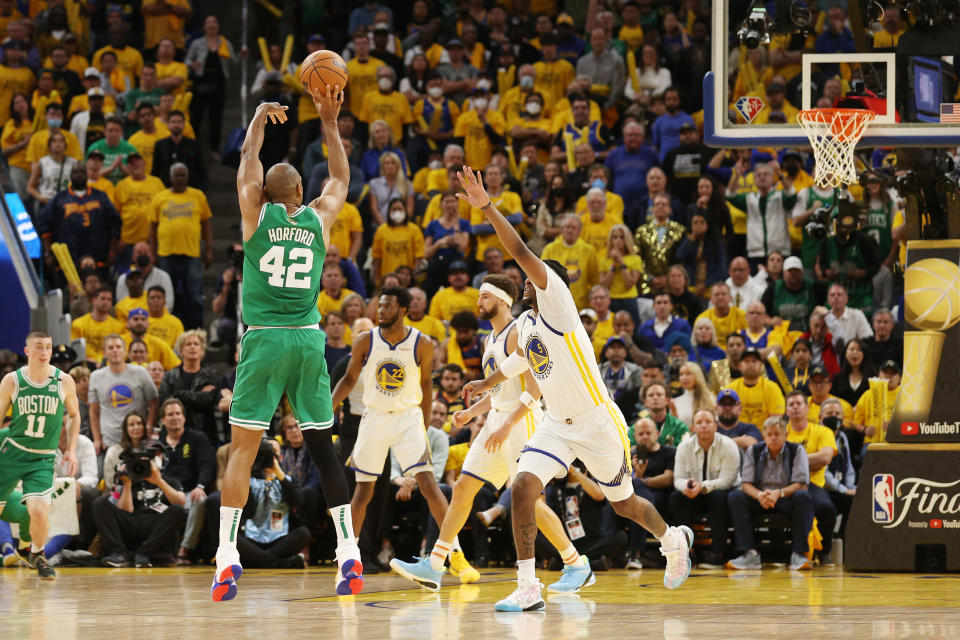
[
  {"left": 7, "top": 366, "right": 66, "bottom": 453},
  {"left": 799, "top": 186, "right": 838, "bottom": 270},
  {"left": 863, "top": 199, "right": 896, "bottom": 261},
  {"left": 628, "top": 411, "right": 689, "bottom": 447},
  {"left": 86, "top": 138, "right": 138, "bottom": 183},
  {"left": 242, "top": 202, "right": 325, "bottom": 327}
]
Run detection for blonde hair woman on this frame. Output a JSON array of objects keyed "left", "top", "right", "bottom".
[
  {"left": 369, "top": 150, "right": 414, "bottom": 225},
  {"left": 674, "top": 361, "right": 716, "bottom": 427},
  {"left": 691, "top": 317, "right": 726, "bottom": 374},
  {"left": 597, "top": 223, "right": 647, "bottom": 327}
]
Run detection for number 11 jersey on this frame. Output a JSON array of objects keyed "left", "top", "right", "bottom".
[
  {"left": 243, "top": 202, "right": 325, "bottom": 327},
  {"left": 8, "top": 365, "right": 66, "bottom": 453}
]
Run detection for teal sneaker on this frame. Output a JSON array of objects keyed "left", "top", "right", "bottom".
[
  {"left": 390, "top": 556, "right": 445, "bottom": 591},
  {"left": 660, "top": 525, "right": 694, "bottom": 589},
  {"left": 547, "top": 557, "right": 595, "bottom": 593}
]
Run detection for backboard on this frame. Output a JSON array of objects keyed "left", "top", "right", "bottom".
[{"left": 705, "top": 0, "right": 960, "bottom": 148}]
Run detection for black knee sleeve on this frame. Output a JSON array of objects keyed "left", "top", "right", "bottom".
[{"left": 301, "top": 428, "right": 350, "bottom": 507}]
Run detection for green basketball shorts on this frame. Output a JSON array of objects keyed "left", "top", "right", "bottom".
[{"left": 0, "top": 439, "right": 56, "bottom": 505}]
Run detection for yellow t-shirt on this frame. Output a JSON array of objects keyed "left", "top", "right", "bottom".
[
  {"left": 371, "top": 222, "right": 424, "bottom": 276},
  {"left": 154, "top": 60, "right": 189, "bottom": 95},
  {"left": 454, "top": 109, "right": 507, "bottom": 170},
  {"left": 0, "top": 65, "right": 37, "bottom": 124},
  {"left": 470, "top": 190, "right": 522, "bottom": 260},
  {"left": 149, "top": 187, "right": 212, "bottom": 258},
  {"left": 114, "top": 175, "right": 165, "bottom": 245},
  {"left": 147, "top": 311, "right": 184, "bottom": 347},
  {"left": 127, "top": 129, "right": 162, "bottom": 173},
  {"left": 345, "top": 57, "right": 385, "bottom": 116},
  {"left": 67, "top": 93, "right": 118, "bottom": 119},
  {"left": 71, "top": 313, "right": 125, "bottom": 363},
  {"left": 597, "top": 254, "right": 645, "bottom": 298},
  {"left": 115, "top": 294, "right": 147, "bottom": 321},
  {"left": 550, "top": 98, "right": 603, "bottom": 132},
  {"left": 533, "top": 59, "right": 575, "bottom": 107},
  {"left": 578, "top": 212, "right": 622, "bottom": 258},
  {"left": 412, "top": 166, "right": 431, "bottom": 195},
  {"left": 359, "top": 90, "right": 413, "bottom": 143},
  {"left": 575, "top": 191, "right": 625, "bottom": 221},
  {"left": 316, "top": 287, "right": 357, "bottom": 317},
  {"left": 328, "top": 203, "right": 363, "bottom": 259},
  {"left": 26, "top": 128, "right": 83, "bottom": 163},
  {"left": 421, "top": 194, "right": 471, "bottom": 228},
  {"left": 142, "top": 0, "right": 190, "bottom": 48},
  {"left": 92, "top": 46, "right": 144, "bottom": 84},
  {"left": 696, "top": 306, "right": 747, "bottom": 348},
  {"left": 122, "top": 331, "right": 181, "bottom": 370},
  {"left": 445, "top": 442, "right": 469, "bottom": 476},
  {"left": 786, "top": 421, "right": 837, "bottom": 488},
  {"left": 1, "top": 119, "right": 33, "bottom": 171},
  {"left": 428, "top": 286, "right": 480, "bottom": 323},
  {"left": 506, "top": 114, "right": 554, "bottom": 149},
  {"left": 724, "top": 377, "right": 785, "bottom": 429},
  {"left": 807, "top": 395, "right": 853, "bottom": 426},
  {"left": 405, "top": 314, "right": 447, "bottom": 343},
  {"left": 593, "top": 314, "right": 615, "bottom": 347},
  {"left": 498, "top": 86, "right": 540, "bottom": 124},
  {"left": 425, "top": 167, "right": 449, "bottom": 194},
  {"left": 540, "top": 238, "right": 598, "bottom": 309},
  {"left": 89, "top": 176, "right": 115, "bottom": 202}
]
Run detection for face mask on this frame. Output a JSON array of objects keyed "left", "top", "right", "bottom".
[
  {"left": 427, "top": 86, "right": 443, "bottom": 99},
  {"left": 429, "top": 159, "right": 443, "bottom": 170},
  {"left": 525, "top": 101, "right": 541, "bottom": 115},
  {"left": 520, "top": 76, "right": 534, "bottom": 89},
  {"left": 135, "top": 254, "right": 150, "bottom": 268},
  {"left": 47, "top": 117, "right": 62, "bottom": 128},
  {"left": 476, "top": 79, "right": 491, "bottom": 91},
  {"left": 473, "top": 97, "right": 488, "bottom": 110},
  {"left": 718, "top": 413, "right": 739, "bottom": 426},
  {"left": 389, "top": 210, "right": 406, "bottom": 224},
  {"left": 591, "top": 178, "right": 606, "bottom": 190},
  {"left": 378, "top": 77, "right": 392, "bottom": 91},
  {"left": 822, "top": 415, "right": 843, "bottom": 432}
]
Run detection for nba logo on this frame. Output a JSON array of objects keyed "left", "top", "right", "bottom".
[{"left": 872, "top": 474, "right": 895, "bottom": 524}]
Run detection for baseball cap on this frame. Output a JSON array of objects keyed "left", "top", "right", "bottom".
[
  {"left": 307, "top": 33, "right": 325, "bottom": 44},
  {"left": 808, "top": 364, "right": 829, "bottom": 379},
  {"left": 447, "top": 260, "right": 468, "bottom": 273},
  {"left": 51, "top": 344, "right": 77, "bottom": 366},
  {"left": 717, "top": 388, "right": 740, "bottom": 404},
  {"left": 556, "top": 12, "right": 574, "bottom": 26},
  {"left": 87, "top": 149, "right": 105, "bottom": 160},
  {"left": 783, "top": 256, "right": 804, "bottom": 271},
  {"left": 446, "top": 38, "right": 463, "bottom": 48},
  {"left": 880, "top": 360, "right": 901, "bottom": 373},
  {"left": 128, "top": 307, "right": 148, "bottom": 319},
  {"left": 741, "top": 346, "right": 763, "bottom": 361},
  {"left": 678, "top": 122, "right": 696, "bottom": 132},
  {"left": 578, "top": 308, "right": 598, "bottom": 320},
  {"left": 125, "top": 266, "right": 143, "bottom": 276},
  {"left": 264, "top": 70, "right": 283, "bottom": 82},
  {"left": 84, "top": 66, "right": 100, "bottom": 78},
  {"left": 604, "top": 335, "right": 627, "bottom": 349},
  {"left": 87, "top": 87, "right": 105, "bottom": 97}
]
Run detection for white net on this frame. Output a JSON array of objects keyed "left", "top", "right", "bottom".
[{"left": 797, "top": 108, "right": 876, "bottom": 188}]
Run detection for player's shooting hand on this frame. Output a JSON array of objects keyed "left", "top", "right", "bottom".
[
  {"left": 257, "top": 102, "right": 289, "bottom": 125},
  {"left": 312, "top": 84, "right": 343, "bottom": 123},
  {"left": 461, "top": 379, "right": 486, "bottom": 402},
  {"left": 455, "top": 166, "right": 491, "bottom": 210}
]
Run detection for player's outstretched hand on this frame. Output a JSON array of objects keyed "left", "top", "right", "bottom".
[
  {"left": 312, "top": 84, "right": 343, "bottom": 123},
  {"left": 452, "top": 409, "right": 470, "bottom": 428},
  {"left": 456, "top": 165, "right": 491, "bottom": 209},
  {"left": 461, "top": 379, "right": 486, "bottom": 403},
  {"left": 257, "top": 102, "right": 288, "bottom": 125}
]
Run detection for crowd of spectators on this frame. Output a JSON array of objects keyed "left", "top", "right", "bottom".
[{"left": 0, "top": 0, "right": 914, "bottom": 571}]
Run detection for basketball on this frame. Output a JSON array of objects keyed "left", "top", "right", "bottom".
[
  {"left": 904, "top": 258, "right": 960, "bottom": 331},
  {"left": 299, "top": 50, "right": 348, "bottom": 96}
]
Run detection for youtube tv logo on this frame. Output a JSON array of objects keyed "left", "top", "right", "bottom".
[
  {"left": 930, "top": 519, "right": 944, "bottom": 529},
  {"left": 901, "top": 422, "right": 919, "bottom": 436}
]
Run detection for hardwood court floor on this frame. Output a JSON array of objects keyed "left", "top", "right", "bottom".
[{"left": 2, "top": 564, "right": 959, "bottom": 639}]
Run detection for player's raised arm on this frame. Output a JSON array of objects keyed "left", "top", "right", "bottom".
[
  {"left": 456, "top": 166, "right": 548, "bottom": 289},
  {"left": 237, "top": 102, "right": 289, "bottom": 239},
  {"left": 308, "top": 85, "right": 348, "bottom": 239},
  {"left": 331, "top": 330, "right": 370, "bottom": 410}
]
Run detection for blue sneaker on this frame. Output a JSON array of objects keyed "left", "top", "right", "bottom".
[
  {"left": 547, "top": 557, "right": 595, "bottom": 593},
  {"left": 660, "top": 526, "right": 694, "bottom": 589},
  {"left": 390, "top": 556, "right": 445, "bottom": 591}
]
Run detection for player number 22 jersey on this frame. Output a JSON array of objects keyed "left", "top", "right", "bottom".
[{"left": 362, "top": 327, "right": 424, "bottom": 413}]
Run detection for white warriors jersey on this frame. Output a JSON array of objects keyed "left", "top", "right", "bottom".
[
  {"left": 516, "top": 268, "right": 614, "bottom": 419},
  {"left": 362, "top": 326, "right": 424, "bottom": 413},
  {"left": 483, "top": 318, "right": 526, "bottom": 411}
]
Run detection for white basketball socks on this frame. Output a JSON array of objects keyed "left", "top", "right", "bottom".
[{"left": 219, "top": 506, "right": 242, "bottom": 552}]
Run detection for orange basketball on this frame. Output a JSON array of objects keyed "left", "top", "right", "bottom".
[{"left": 299, "top": 50, "right": 348, "bottom": 96}]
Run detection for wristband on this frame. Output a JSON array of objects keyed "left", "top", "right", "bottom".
[
  {"left": 481, "top": 200, "right": 493, "bottom": 210},
  {"left": 520, "top": 391, "right": 539, "bottom": 411}
]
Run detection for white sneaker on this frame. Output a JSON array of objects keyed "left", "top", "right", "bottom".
[
  {"left": 494, "top": 581, "right": 545, "bottom": 612},
  {"left": 211, "top": 548, "right": 243, "bottom": 602},
  {"left": 377, "top": 547, "right": 395, "bottom": 567},
  {"left": 790, "top": 552, "right": 812, "bottom": 571},
  {"left": 335, "top": 542, "right": 364, "bottom": 595},
  {"left": 660, "top": 526, "right": 694, "bottom": 589}
]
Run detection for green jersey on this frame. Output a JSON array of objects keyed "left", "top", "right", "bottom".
[
  {"left": 8, "top": 366, "right": 66, "bottom": 453},
  {"left": 863, "top": 198, "right": 895, "bottom": 260},
  {"left": 799, "top": 186, "right": 838, "bottom": 270},
  {"left": 242, "top": 202, "right": 326, "bottom": 327}
]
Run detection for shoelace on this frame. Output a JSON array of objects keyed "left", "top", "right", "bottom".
[{"left": 660, "top": 548, "right": 687, "bottom": 575}]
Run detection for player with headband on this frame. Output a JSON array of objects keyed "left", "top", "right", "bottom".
[
  {"left": 456, "top": 166, "right": 693, "bottom": 612},
  {"left": 390, "top": 275, "right": 596, "bottom": 593}
]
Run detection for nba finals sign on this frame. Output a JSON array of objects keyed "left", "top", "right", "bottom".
[{"left": 886, "top": 240, "right": 960, "bottom": 443}]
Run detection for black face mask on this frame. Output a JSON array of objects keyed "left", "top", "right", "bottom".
[
  {"left": 718, "top": 413, "right": 738, "bottom": 426},
  {"left": 135, "top": 254, "right": 150, "bottom": 268},
  {"left": 822, "top": 415, "right": 842, "bottom": 432}
]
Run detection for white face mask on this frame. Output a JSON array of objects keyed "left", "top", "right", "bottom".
[
  {"left": 378, "top": 77, "right": 392, "bottom": 91},
  {"left": 474, "top": 97, "right": 488, "bottom": 110},
  {"left": 429, "top": 159, "right": 444, "bottom": 170},
  {"left": 389, "top": 210, "right": 406, "bottom": 224},
  {"left": 476, "top": 79, "right": 492, "bottom": 91},
  {"left": 525, "top": 101, "right": 541, "bottom": 115},
  {"left": 428, "top": 86, "right": 443, "bottom": 99}
]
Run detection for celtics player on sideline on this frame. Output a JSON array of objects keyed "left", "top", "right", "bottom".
[
  {"left": 390, "top": 274, "right": 596, "bottom": 593},
  {"left": 330, "top": 287, "right": 470, "bottom": 573},
  {"left": 212, "top": 85, "right": 363, "bottom": 602},
  {"left": 456, "top": 166, "right": 693, "bottom": 612},
  {"left": 0, "top": 331, "right": 81, "bottom": 579}
]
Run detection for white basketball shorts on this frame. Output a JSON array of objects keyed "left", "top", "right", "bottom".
[
  {"left": 461, "top": 404, "right": 542, "bottom": 489},
  {"left": 348, "top": 406, "right": 430, "bottom": 482}
]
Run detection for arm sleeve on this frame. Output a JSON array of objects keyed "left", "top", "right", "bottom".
[{"left": 499, "top": 349, "right": 530, "bottom": 379}]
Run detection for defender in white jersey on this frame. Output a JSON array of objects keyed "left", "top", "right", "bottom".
[
  {"left": 331, "top": 286, "right": 453, "bottom": 550},
  {"left": 390, "top": 276, "right": 594, "bottom": 592},
  {"left": 457, "top": 166, "right": 693, "bottom": 613}
]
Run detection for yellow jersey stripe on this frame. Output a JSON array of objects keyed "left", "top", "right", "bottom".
[
  {"left": 569, "top": 334, "right": 605, "bottom": 405},
  {"left": 605, "top": 401, "right": 632, "bottom": 460},
  {"left": 564, "top": 333, "right": 602, "bottom": 406}
]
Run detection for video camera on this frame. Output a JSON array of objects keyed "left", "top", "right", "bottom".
[
  {"left": 118, "top": 440, "right": 165, "bottom": 483},
  {"left": 251, "top": 439, "right": 278, "bottom": 478}
]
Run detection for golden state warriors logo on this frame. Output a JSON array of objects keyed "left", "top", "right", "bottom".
[
  {"left": 375, "top": 360, "right": 405, "bottom": 396},
  {"left": 483, "top": 355, "right": 497, "bottom": 378},
  {"left": 525, "top": 335, "right": 552, "bottom": 379},
  {"left": 107, "top": 384, "right": 134, "bottom": 409}
]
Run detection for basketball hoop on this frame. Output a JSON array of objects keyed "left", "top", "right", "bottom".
[{"left": 797, "top": 108, "right": 876, "bottom": 189}]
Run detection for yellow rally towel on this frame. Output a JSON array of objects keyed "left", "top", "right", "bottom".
[{"left": 806, "top": 516, "right": 823, "bottom": 561}]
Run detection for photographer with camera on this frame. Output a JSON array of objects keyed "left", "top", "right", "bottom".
[
  {"left": 211, "top": 243, "right": 243, "bottom": 350},
  {"left": 156, "top": 398, "right": 215, "bottom": 566},
  {"left": 815, "top": 206, "right": 881, "bottom": 316},
  {"left": 793, "top": 176, "right": 840, "bottom": 275},
  {"left": 92, "top": 436, "right": 187, "bottom": 567}
]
